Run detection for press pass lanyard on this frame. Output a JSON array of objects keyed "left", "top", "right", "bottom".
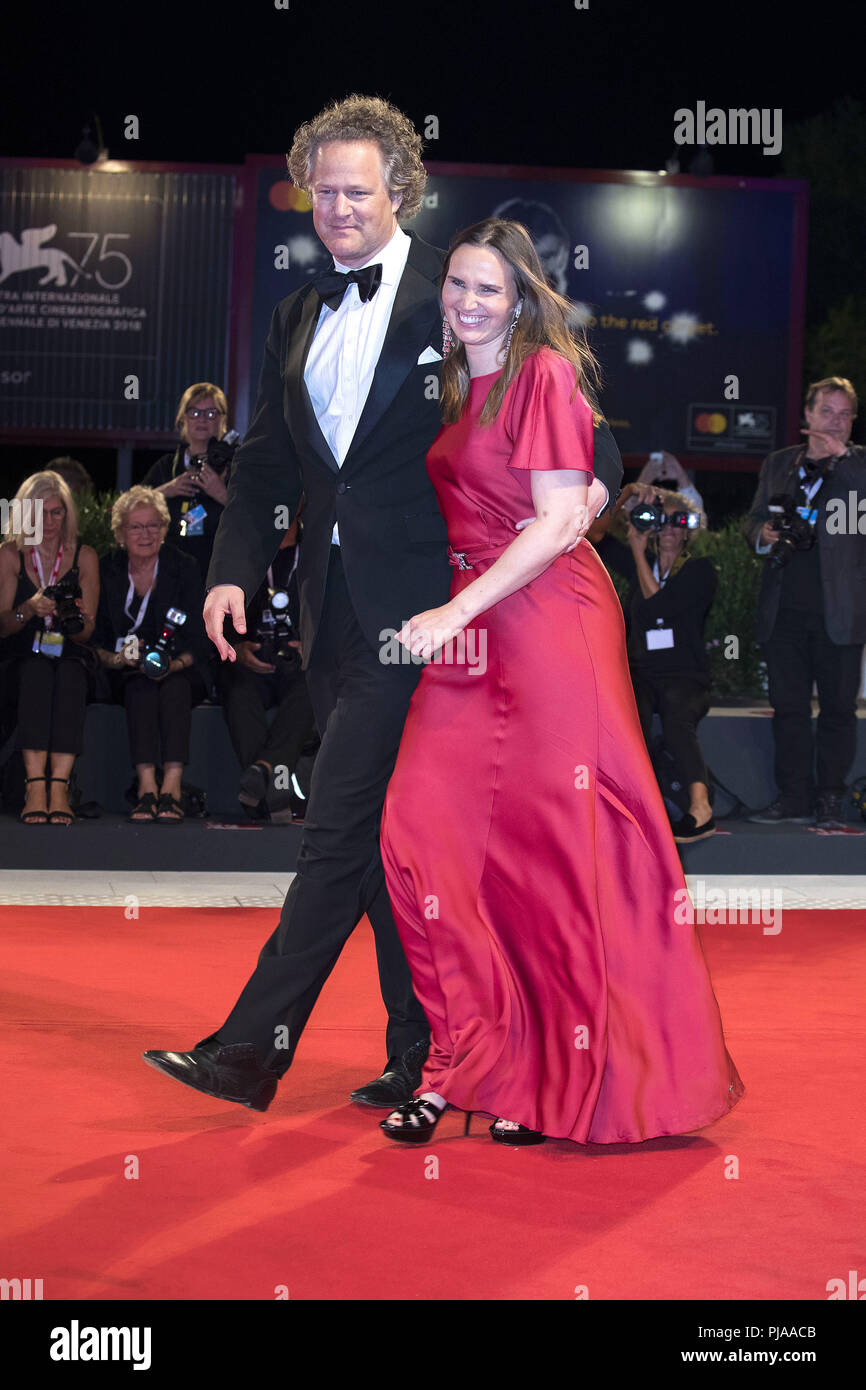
[
  {"left": 124, "top": 557, "right": 159, "bottom": 635},
  {"left": 652, "top": 557, "right": 674, "bottom": 590},
  {"left": 31, "top": 543, "right": 63, "bottom": 629},
  {"left": 797, "top": 466, "right": 824, "bottom": 526}
]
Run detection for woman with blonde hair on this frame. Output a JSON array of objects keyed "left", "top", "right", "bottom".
[
  {"left": 0, "top": 470, "right": 99, "bottom": 824},
  {"left": 379, "top": 218, "right": 744, "bottom": 1147},
  {"left": 141, "top": 382, "right": 233, "bottom": 585},
  {"left": 91, "top": 486, "right": 208, "bottom": 821}
]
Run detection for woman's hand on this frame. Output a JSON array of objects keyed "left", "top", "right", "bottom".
[
  {"left": 396, "top": 603, "right": 467, "bottom": 662},
  {"left": 159, "top": 475, "right": 199, "bottom": 499},
  {"left": 627, "top": 523, "right": 650, "bottom": 554},
  {"left": 26, "top": 589, "right": 57, "bottom": 620},
  {"left": 195, "top": 463, "right": 228, "bottom": 503}
]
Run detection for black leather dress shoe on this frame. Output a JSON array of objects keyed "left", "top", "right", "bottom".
[
  {"left": 142, "top": 1040, "right": 280, "bottom": 1111},
  {"left": 349, "top": 1037, "right": 430, "bottom": 1108}
]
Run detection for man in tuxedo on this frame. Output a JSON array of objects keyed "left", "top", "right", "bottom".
[{"left": 143, "top": 95, "right": 624, "bottom": 1113}]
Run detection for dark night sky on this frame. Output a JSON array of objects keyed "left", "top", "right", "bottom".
[{"left": 2, "top": 0, "right": 863, "bottom": 174}]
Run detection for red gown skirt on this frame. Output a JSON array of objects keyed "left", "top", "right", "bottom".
[{"left": 379, "top": 352, "right": 745, "bottom": 1143}]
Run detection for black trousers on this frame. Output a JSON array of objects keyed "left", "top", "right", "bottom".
[
  {"left": 219, "top": 660, "right": 316, "bottom": 777},
  {"left": 109, "top": 668, "right": 204, "bottom": 767},
  {"left": 762, "top": 607, "right": 864, "bottom": 804},
  {"left": 206, "top": 547, "right": 429, "bottom": 1074},
  {"left": 12, "top": 651, "right": 89, "bottom": 755},
  {"left": 632, "top": 669, "right": 712, "bottom": 788}
]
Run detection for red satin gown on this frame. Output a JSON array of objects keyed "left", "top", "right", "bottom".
[{"left": 379, "top": 349, "right": 745, "bottom": 1143}]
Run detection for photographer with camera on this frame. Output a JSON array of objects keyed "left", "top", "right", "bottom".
[
  {"left": 218, "top": 507, "right": 319, "bottom": 822},
  {"left": 91, "top": 487, "right": 208, "bottom": 822},
  {"left": 590, "top": 481, "right": 717, "bottom": 842},
  {"left": 141, "top": 383, "right": 238, "bottom": 586},
  {"left": 0, "top": 471, "right": 99, "bottom": 825},
  {"left": 744, "top": 376, "right": 866, "bottom": 829}
]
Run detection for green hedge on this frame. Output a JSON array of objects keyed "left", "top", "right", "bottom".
[{"left": 606, "top": 519, "right": 767, "bottom": 700}]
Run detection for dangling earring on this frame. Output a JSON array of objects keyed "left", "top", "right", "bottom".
[
  {"left": 504, "top": 300, "right": 523, "bottom": 355},
  {"left": 442, "top": 315, "right": 453, "bottom": 359}
]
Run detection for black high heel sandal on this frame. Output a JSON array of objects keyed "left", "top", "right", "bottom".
[
  {"left": 47, "top": 777, "right": 74, "bottom": 826},
  {"left": 380, "top": 1099, "right": 472, "bottom": 1144},
  {"left": 489, "top": 1119, "right": 546, "bottom": 1147},
  {"left": 20, "top": 775, "right": 48, "bottom": 825}
]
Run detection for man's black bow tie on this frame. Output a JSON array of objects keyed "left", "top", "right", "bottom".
[{"left": 314, "top": 263, "right": 383, "bottom": 311}]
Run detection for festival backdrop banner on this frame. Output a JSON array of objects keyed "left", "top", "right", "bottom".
[
  {"left": 0, "top": 165, "right": 237, "bottom": 433},
  {"left": 244, "top": 160, "right": 806, "bottom": 463}
]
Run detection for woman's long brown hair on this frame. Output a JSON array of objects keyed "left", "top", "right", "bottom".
[{"left": 439, "top": 218, "right": 605, "bottom": 428}]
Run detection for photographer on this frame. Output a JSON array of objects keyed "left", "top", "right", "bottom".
[
  {"left": 92, "top": 487, "right": 208, "bottom": 822},
  {"left": 743, "top": 376, "right": 866, "bottom": 828},
  {"left": 0, "top": 471, "right": 99, "bottom": 825},
  {"left": 141, "top": 383, "right": 237, "bottom": 586},
  {"left": 218, "top": 511, "right": 319, "bottom": 821},
  {"left": 591, "top": 482, "right": 718, "bottom": 842}
]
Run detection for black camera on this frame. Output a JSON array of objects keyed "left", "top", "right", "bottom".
[
  {"left": 142, "top": 607, "right": 187, "bottom": 679},
  {"left": 188, "top": 429, "right": 240, "bottom": 479},
  {"left": 43, "top": 569, "right": 84, "bottom": 636},
  {"left": 255, "top": 589, "right": 299, "bottom": 667},
  {"left": 766, "top": 493, "right": 815, "bottom": 569},
  {"left": 630, "top": 492, "right": 700, "bottom": 534}
]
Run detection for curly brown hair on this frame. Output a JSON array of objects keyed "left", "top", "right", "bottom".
[{"left": 286, "top": 94, "right": 427, "bottom": 222}]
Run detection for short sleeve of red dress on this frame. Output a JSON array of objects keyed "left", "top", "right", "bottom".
[{"left": 503, "top": 349, "right": 595, "bottom": 480}]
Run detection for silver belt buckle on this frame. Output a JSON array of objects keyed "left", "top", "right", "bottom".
[{"left": 450, "top": 548, "right": 474, "bottom": 570}]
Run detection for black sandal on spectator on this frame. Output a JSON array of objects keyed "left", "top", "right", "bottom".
[
  {"left": 20, "top": 775, "right": 48, "bottom": 825},
  {"left": 129, "top": 792, "right": 159, "bottom": 822},
  {"left": 157, "top": 792, "right": 184, "bottom": 823},
  {"left": 47, "top": 777, "right": 75, "bottom": 827}
]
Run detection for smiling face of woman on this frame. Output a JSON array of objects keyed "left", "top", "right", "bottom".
[
  {"left": 441, "top": 244, "right": 520, "bottom": 370},
  {"left": 123, "top": 506, "right": 166, "bottom": 560}
]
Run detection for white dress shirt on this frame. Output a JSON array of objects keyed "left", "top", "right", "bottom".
[{"left": 305, "top": 224, "right": 411, "bottom": 545}]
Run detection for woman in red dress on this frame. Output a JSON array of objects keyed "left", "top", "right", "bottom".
[{"left": 379, "top": 219, "right": 744, "bottom": 1146}]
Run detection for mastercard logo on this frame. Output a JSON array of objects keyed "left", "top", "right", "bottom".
[
  {"left": 268, "top": 181, "right": 313, "bottom": 213},
  {"left": 695, "top": 411, "right": 728, "bottom": 434}
]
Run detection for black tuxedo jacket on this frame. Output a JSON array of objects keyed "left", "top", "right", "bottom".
[{"left": 209, "top": 231, "right": 624, "bottom": 666}]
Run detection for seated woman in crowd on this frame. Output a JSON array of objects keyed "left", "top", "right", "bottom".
[
  {"left": 590, "top": 483, "right": 718, "bottom": 842},
  {"left": 91, "top": 487, "right": 208, "bottom": 823},
  {"left": 0, "top": 470, "right": 99, "bottom": 825},
  {"left": 141, "top": 382, "right": 234, "bottom": 587}
]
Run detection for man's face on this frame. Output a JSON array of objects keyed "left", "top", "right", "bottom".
[
  {"left": 309, "top": 141, "right": 402, "bottom": 268},
  {"left": 804, "top": 389, "right": 856, "bottom": 448}
]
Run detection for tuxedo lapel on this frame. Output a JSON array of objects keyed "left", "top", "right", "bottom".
[
  {"left": 285, "top": 285, "right": 340, "bottom": 476},
  {"left": 342, "top": 240, "right": 441, "bottom": 469}
]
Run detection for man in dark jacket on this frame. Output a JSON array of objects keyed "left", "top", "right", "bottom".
[{"left": 742, "top": 376, "right": 866, "bottom": 828}]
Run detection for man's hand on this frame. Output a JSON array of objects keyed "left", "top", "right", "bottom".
[
  {"left": 760, "top": 521, "right": 781, "bottom": 545},
  {"left": 237, "top": 640, "right": 276, "bottom": 674},
  {"left": 800, "top": 427, "right": 848, "bottom": 459},
  {"left": 204, "top": 584, "right": 246, "bottom": 661}
]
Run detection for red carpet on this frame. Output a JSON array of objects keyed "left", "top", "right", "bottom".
[{"left": 0, "top": 905, "right": 863, "bottom": 1301}]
